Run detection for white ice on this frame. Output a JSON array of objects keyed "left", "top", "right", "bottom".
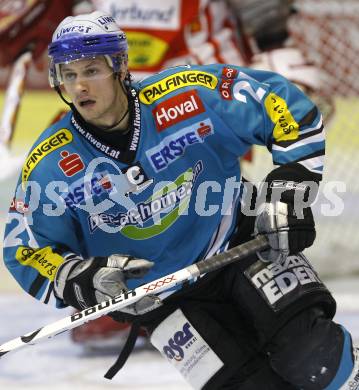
[
  {"left": 0, "top": 292, "right": 190, "bottom": 390},
  {"left": 0, "top": 278, "right": 358, "bottom": 389}
]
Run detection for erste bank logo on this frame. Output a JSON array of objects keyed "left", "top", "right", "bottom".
[
  {"left": 152, "top": 90, "right": 205, "bottom": 132},
  {"left": 146, "top": 118, "right": 214, "bottom": 172},
  {"left": 58, "top": 151, "right": 85, "bottom": 177}
]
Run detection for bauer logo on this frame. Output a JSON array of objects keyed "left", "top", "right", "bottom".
[
  {"left": 153, "top": 90, "right": 205, "bottom": 132},
  {"left": 22, "top": 129, "right": 73, "bottom": 187},
  {"left": 146, "top": 119, "right": 213, "bottom": 172},
  {"left": 244, "top": 254, "right": 326, "bottom": 312},
  {"left": 70, "top": 290, "right": 137, "bottom": 322},
  {"left": 139, "top": 71, "right": 218, "bottom": 104},
  {"left": 163, "top": 322, "right": 195, "bottom": 361}
]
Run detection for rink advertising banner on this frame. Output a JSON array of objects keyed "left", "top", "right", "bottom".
[{"left": 94, "top": 0, "right": 181, "bottom": 30}]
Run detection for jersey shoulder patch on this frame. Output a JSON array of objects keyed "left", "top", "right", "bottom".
[
  {"left": 22, "top": 127, "right": 73, "bottom": 187},
  {"left": 138, "top": 66, "right": 218, "bottom": 105}
]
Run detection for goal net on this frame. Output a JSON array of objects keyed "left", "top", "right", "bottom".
[{"left": 243, "top": 0, "right": 359, "bottom": 278}]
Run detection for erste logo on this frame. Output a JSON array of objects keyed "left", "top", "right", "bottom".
[
  {"left": 58, "top": 151, "right": 85, "bottom": 177},
  {"left": 146, "top": 119, "right": 214, "bottom": 172}
]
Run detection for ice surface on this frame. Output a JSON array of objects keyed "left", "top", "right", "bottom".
[
  {"left": 0, "top": 280, "right": 358, "bottom": 389},
  {"left": 0, "top": 293, "right": 189, "bottom": 389}
]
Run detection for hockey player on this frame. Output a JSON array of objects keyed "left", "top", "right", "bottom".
[{"left": 3, "top": 11, "right": 358, "bottom": 390}]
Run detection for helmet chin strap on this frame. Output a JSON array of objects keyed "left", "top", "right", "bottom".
[
  {"left": 103, "top": 105, "right": 129, "bottom": 132},
  {"left": 98, "top": 72, "right": 130, "bottom": 132},
  {"left": 55, "top": 86, "right": 72, "bottom": 106}
]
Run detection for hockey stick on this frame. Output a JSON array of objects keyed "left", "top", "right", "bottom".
[
  {"left": 0, "top": 51, "right": 32, "bottom": 180},
  {"left": 0, "top": 235, "right": 268, "bottom": 358}
]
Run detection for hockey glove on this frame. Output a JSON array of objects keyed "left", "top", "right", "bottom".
[
  {"left": 254, "top": 163, "right": 318, "bottom": 263},
  {"left": 54, "top": 254, "right": 158, "bottom": 315}
]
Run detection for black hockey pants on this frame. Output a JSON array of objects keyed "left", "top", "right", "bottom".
[{"left": 136, "top": 213, "right": 343, "bottom": 389}]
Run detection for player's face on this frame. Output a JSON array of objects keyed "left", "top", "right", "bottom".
[{"left": 60, "top": 57, "right": 126, "bottom": 128}]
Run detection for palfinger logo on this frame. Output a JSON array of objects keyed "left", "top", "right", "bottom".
[
  {"left": 139, "top": 71, "right": 218, "bottom": 104},
  {"left": 22, "top": 129, "right": 73, "bottom": 187}
]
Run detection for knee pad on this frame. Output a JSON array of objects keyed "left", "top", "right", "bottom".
[
  {"left": 268, "top": 306, "right": 353, "bottom": 389},
  {"left": 237, "top": 252, "right": 337, "bottom": 342}
]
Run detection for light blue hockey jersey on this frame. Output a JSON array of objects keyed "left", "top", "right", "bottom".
[{"left": 3, "top": 64, "right": 324, "bottom": 307}]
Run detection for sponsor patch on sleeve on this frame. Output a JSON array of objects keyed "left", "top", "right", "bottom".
[
  {"left": 139, "top": 71, "right": 218, "bottom": 104},
  {"left": 15, "top": 246, "right": 65, "bottom": 282},
  {"left": 22, "top": 129, "right": 73, "bottom": 186},
  {"left": 264, "top": 92, "right": 299, "bottom": 142},
  {"left": 219, "top": 79, "right": 235, "bottom": 100},
  {"left": 221, "top": 66, "right": 238, "bottom": 80}
]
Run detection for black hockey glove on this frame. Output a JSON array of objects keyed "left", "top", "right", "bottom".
[
  {"left": 54, "top": 254, "right": 159, "bottom": 315},
  {"left": 254, "top": 163, "right": 318, "bottom": 263}
]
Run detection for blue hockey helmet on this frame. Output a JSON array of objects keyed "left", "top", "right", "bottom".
[{"left": 48, "top": 11, "right": 128, "bottom": 87}]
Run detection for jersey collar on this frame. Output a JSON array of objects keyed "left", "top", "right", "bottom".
[{"left": 70, "top": 87, "right": 141, "bottom": 164}]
